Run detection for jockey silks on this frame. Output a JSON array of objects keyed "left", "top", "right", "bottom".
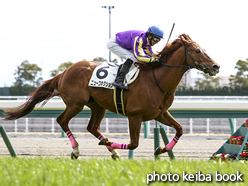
[{"left": 115, "top": 30, "right": 155, "bottom": 63}]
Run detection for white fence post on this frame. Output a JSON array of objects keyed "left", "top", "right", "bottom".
[
  {"left": 147, "top": 121, "right": 150, "bottom": 134},
  {"left": 105, "top": 118, "right": 109, "bottom": 133},
  {"left": 234, "top": 118, "right": 237, "bottom": 132},
  {"left": 25, "top": 118, "right": 29, "bottom": 133},
  {"left": 167, "top": 126, "right": 170, "bottom": 134},
  {"left": 206, "top": 118, "right": 210, "bottom": 134},
  {"left": 51, "top": 118, "right": 55, "bottom": 133},
  {"left": 127, "top": 119, "right": 129, "bottom": 133},
  {"left": 14, "top": 120, "right": 18, "bottom": 133},
  {"left": 189, "top": 118, "right": 193, "bottom": 134}
]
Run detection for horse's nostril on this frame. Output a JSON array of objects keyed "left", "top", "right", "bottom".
[{"left": 213, "top": 65, "right": 220, "bottom": 70}]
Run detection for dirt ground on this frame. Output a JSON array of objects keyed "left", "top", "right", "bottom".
[{"left": 0, "top": 133, "right": 228, "bottom": 160}]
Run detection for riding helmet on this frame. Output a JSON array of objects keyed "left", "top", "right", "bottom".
[{"left": 146, "top": 25, "right": 164, "bottom": 38}]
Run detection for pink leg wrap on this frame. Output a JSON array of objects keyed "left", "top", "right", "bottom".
[
  {"left": 166, "top": 136, "right": 179, "bottom": 151},
  {"left": 111, "top": 142, "right": 128, "bottom": 149},
  {"left": 98, "top": 135, "right": 113, "bottom": 152},
  {"left": 66, "top": 131, "right": 78, "bottom": 149}
]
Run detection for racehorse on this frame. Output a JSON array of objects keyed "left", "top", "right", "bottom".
[{"left": 4, "top": 34, "right": 220, "bottom": 159}]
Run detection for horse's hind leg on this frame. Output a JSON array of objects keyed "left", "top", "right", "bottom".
[
  {"left": 57, "top": 105, "right": 83, "bottom": 159},
  {"left": 87, "top": 102, "right": 120, "bottom": 159}
]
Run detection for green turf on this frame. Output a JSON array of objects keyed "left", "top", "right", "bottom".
[{"left": 0, "top": 157, "right": 247, "bottom": 186}]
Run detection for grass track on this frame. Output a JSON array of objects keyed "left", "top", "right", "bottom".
[{"left": 0, "top": 157, "right": 247, "bottom": 186}]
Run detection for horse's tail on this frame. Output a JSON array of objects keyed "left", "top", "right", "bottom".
[{"left": 4, "top": 73, "right": 62, "bottom": 120}]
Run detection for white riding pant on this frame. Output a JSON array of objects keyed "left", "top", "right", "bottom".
[{"left": 107, "top": 38, "right": 138, "bottom": 63}]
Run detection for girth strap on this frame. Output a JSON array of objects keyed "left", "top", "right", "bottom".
[{"left": 113, "top": 87, "right": 126, "bottom": 115}]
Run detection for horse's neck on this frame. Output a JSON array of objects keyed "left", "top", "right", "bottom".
[{"left": 155, "top": 47, "right": 188, "bottom": 93}]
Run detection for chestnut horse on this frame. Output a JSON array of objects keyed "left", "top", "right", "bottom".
[{"left": 4, "top": 34, "right": 220, "bottom": 159}]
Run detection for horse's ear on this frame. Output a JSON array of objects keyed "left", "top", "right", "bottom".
[
  {"left": 180, "top": 34, "right": 191, "bottom": 45},
  {"left": 185, "top": 34, "right": 192, "bottom": 42}
]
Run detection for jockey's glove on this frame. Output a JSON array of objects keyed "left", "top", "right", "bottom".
[{"left": 154, "top": 58, "right": 163, "bottom": 64}]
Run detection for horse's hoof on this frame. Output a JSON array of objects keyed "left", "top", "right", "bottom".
[
  {"left": 99, "top": 138, "right": 106, "bottom": 145},
  {"left": 110, "top": 149, "right": 120, "bottom": 160},
  {"left": 71, "top": 152, "right": 78, "bottom": 159},
  {"left": 71, "top": 146, "right": 79, "bottom": 159},
  {"left": 111, "top": 152, "right": 120, "bottom": 160},
  {"left": 98, "top": 138, "right": 112, "bottom": 146},
  {"left": 154, "top": 147, "right": 168, "bottom": 155},
  {"left": 154, "top": 147, "right": 162, "bottom": 155},
  {"left": 111, "top": 154, "right": 120, "bottom": 160}
]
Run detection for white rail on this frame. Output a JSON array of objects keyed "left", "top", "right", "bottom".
[
  {"left": 2, "top": 117, "right": 241, "bottom": 135},
  {"left": 1, "top": 99, "right": 248, "bottom": 111}
]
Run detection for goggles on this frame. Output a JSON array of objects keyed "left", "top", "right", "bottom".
[{"left": 153, "top": 37, "right": 161, "bottom": 43}]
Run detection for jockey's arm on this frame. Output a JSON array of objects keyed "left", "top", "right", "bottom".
[
  {"left": 133, "top": 36, "right": 155, "bottom": 63},
  {"left": 144, "top": 45, "right": 157, "bottom": 58}
]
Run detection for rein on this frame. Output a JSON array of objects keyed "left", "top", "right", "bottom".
[
  {"left": 153, "top": 41, "right": 204, "bottom": 95},
  {"left": 152, "top": 68, "right": 175, "bottom": 95},
  {"left": 158, "top": 41, "right": 206, "bottom": 70}
]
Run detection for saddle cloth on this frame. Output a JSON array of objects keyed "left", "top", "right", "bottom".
[{"left": 88, "top": 62, "right": 140, "bottom": 89}]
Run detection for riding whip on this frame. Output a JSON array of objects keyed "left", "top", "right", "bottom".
[{"left": 166, "top": 23, "right": 175, "bottom": 46}]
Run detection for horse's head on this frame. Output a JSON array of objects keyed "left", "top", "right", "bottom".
[{"left": 180, "top": 34, "right": 220, "bottom": 76}]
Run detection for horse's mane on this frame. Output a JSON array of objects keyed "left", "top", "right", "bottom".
[{"left": 136, "top": 34, "right": 193, "bottom": 70}]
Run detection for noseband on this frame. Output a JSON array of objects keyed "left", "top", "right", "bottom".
[{"left": 184, "top": 42, "right": 206, "bottom": 71}]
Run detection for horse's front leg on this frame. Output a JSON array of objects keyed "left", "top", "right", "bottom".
[
  {"left": 99, "top": 116, "right": 142, "bottom": 151},
  {"left": 154, "top": 110, "right": 183, "bottom": 155}
]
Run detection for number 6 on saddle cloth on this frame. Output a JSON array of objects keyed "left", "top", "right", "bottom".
[{"left": 89, "top": 62, "right": 139, "bottom": 89}]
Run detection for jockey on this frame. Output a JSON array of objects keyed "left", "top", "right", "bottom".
[{"left": 107, "top": 25, "right": 164, "bottom": 90}]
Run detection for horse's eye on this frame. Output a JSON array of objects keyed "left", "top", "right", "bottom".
[{"left": 196, "top": 49, "right": 201, "bottom": 53}]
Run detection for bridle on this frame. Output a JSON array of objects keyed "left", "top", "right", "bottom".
[
  {"left": 158, "top": 41, "right": 206, "bottom": 70},
  {"left": 183, "top": 42, "right": 207, "bottom": 71},
  {"left": 152, "top": 41, "right": 207, "bottom": 95}
]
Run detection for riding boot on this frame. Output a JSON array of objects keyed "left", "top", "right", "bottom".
[{"left": 113, "top": 64, "right": 131, "bottom": 90}]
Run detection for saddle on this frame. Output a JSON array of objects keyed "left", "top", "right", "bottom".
[{"left": 88, "top": 62, "right": 139, "bottom": 89}]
